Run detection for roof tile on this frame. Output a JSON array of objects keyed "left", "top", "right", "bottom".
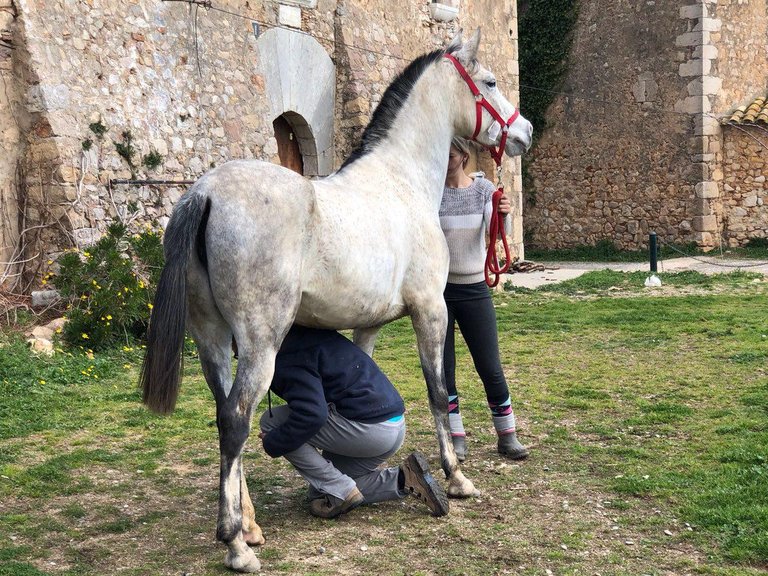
[{"left": 726, "top": 96, "right": 768, "bottom": 125}]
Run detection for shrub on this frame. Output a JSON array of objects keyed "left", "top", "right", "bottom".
[{"left": 52, "top": 222, "right": 164, "bottom": 350}]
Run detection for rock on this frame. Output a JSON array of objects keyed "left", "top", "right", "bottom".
[
  {"left": 44, "top": 317, "right": 66, "bottom": 331},
  {"left": 28, "top": 337, "right": 54, "bottom": 356},
  {"left": 31, "top": 289, "right": 61, "bottom": 308}
]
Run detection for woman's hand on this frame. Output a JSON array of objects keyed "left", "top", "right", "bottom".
[{"left": 498, "top": 192, "right": 512, "bottom": 215}]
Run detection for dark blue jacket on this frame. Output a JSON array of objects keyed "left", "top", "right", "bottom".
[{"left": 262, "top": 326, "right": 405, "bottom": 458}]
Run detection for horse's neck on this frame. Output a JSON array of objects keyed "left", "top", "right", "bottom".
[{"left": 334, "top": 65, "right": 455, "bottom": 212}]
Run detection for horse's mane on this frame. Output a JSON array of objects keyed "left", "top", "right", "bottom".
[{"left": 339, "top": 47, "right": 451, "bottom": 170}]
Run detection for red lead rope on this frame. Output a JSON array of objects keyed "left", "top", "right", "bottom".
[{"left": 485, "top": 185, "right": 511, "bottom": 287}]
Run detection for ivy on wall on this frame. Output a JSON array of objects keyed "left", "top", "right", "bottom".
[
  {"left": 518, "top": 0, "right": 579, "bottom": 214},
  {"left": 518, "top": 0, "right": 579, "bottom": 141}
]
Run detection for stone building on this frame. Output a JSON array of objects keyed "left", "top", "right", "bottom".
[
  {"left": 0, "top": 0, "right": 524, "bottom": 291},
  {"left": 524, "top": 0, "right": 767, "bottom": 251}
]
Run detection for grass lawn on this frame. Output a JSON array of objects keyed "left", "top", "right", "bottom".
[{"left": 1, "top": 271, "right": 767, "bottom": 575}]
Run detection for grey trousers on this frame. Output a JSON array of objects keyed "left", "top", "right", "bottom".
[{"left": 259, "top": 404, "right": 406, "bottom": 503}]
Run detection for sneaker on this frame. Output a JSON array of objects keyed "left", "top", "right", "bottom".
[
  {"left": 452, "top": 435, "right": 467, "bottom": 462},
  {"left": 309, "top": 487, "right": 364, "bottom": 519},
  {"left": 497, "top": 431, "right": 529, "bottom": 460},
  {"left": 401, "top": 452, "right": 450, "bottom": 517}
]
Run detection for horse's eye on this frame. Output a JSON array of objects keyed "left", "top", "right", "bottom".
[{"left": 485, "top": 80, "right": 496, "bottom": 89}]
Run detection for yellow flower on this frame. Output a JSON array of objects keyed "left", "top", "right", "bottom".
[
  {"left": 47, "top": 260, "right": 53, "bottom": 265},
  {"left": 56, "top": 328, "right": 62, "bottom": 334},
  {"left": 41, "top": 280, "right": 47, "bottom": 285},
  {"left": 123, "top": 364, "right": 131, "bottom": 369},
  {"left": 147, "top": 303, "right": 153, "bottom": 309},
  {"left": 81, "top": 333, "right": 89, "bottom": 339},
  {"left": 39, "top": 379, "right": 46, "bottom": 385},
  {"left": 138, "top": 280, "right": 145, "bottom": 289},
  {"left": 93, "top": 374, "right": 99, "bottom": 379},
  {"left": 106, "top": 315, "right": 112, "bottom": 320}
]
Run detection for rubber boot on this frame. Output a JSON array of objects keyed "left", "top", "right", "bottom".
[
  {"left": 451, "top": 435, "right": 467, "bottom": 462},
  {"left": 497, "top": 431, "right": 529, "bottom": 460}
]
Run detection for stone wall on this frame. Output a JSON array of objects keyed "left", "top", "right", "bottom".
[
  {"left": 722, "top": 126, "right": 767, "bottom": 245},
  {"left": 0, "top": 0, "right": 24, "bottom": 288},
  {"left": 0, "top": 0, "right": 524, "bottom": 287},
  {"left": 711, "top": 0, "right": 768, "bottom": 247},
  {"left": 713, "top": 0, "right": 768, "bottom": 114},
  {"left": 522, "top": 0, "right": 768, "bottom": 251},
  {"left": 523, "top": 0, "right": 695, "bottom": 251}
]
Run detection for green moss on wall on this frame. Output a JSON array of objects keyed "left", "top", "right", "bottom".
[{"left": 518, "top": 0, "right": 579, "bottom": 141}]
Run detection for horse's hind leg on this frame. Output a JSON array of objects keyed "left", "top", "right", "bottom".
[
  {"left": 187, "top": 265, "right": 272, "bottom": 572},
  {"left": 241, "top": 473, "right": 264, "bottom": 545},
  {"left": 410, "top": 302, "right": 478, "bottom": 499},
  {"left": 214, "top": 338, "right": 279, "bottom": 572},
  {"left": 353, "top": 326, "right": 382, "bottom": 357}
]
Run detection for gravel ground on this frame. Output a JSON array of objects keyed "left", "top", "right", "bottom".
[{"left": 503, "top": 256, "right": 768, "bottom": 289}]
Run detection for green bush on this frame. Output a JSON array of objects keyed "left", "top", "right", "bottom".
[{"left": 52, "top": 222, "right": 164, "bottom": 350}]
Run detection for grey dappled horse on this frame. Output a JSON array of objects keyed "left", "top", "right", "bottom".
[{"left": 140, "top": 30, "right": 532, "bottom": 572}]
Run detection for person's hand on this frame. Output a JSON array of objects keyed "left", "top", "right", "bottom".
[{"left": 498, "top": 192, "right": 512, "bottom": 215}]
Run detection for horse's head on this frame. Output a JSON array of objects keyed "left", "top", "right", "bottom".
[{"left": 445, "top": 29, "right": 533, "bottom": 159}]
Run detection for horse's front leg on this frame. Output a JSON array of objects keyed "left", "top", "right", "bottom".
[{"left": 410, "top": 304, "right": 478, "bottom": 498}]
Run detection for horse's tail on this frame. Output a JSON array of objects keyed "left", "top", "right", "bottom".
[{"left": 140, "top": 187, "right": 210, "bottom": 414}]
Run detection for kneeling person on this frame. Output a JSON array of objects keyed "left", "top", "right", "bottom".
[{"left": 259, "top": 325, "right": 449, "bottom": 519}]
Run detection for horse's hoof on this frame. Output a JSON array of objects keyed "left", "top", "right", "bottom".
[
  {"left": 224, "top": 548, "right": 261, "bottom": 572},
  {"left": 242, "top": 526, "right": 266, "bottom": 546},
  {"left": 447, "top": 473, "right": 480, "bottom": 499}
]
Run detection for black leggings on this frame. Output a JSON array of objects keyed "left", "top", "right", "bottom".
[{"left": 443, "top": 282, "right": 510, "bottom": 407}]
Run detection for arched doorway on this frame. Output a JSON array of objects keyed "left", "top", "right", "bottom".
[
  {"left": 273, "top": 115, "right": 304, "bottom": 175},
  {"left": 257, "top": 27, "right": 335, "bottom": 176}
]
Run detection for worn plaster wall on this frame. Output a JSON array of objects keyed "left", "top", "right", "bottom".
[
  {"left": 523, "top": 0, "right": 695, "bottom": 251},
  {"left": 0, "top": 0, "right": 524, "bottom": 285}
]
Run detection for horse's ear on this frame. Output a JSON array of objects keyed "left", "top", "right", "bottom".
[
  {"left": 455, "top": 28, "right": 481, "bottom": 65},
  {"left": 446, "top": 29, "right": 463, "bottom": 54}
]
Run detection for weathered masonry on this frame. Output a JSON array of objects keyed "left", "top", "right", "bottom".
[
  {"left": 524, "top": 0, "right": 767, "bottom": 251},
  {"left": 0, "top": 0, "right": 524, "bottom": 290}
]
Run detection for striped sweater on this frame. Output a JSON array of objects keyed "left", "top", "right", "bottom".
[{"left": 439, "top": 175, "right": 511, "bottom": 285}]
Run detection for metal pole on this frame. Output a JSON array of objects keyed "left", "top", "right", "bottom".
[{"left": 649, "top": 232, "right": 658, "bottom": 273}]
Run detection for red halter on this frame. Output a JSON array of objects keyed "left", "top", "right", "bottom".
[
  {"left": 444, "top": 53, "right": 519, "bottom": 287},
  {"left": 444, "top": 53, "right": 520, "bottom": 165}
]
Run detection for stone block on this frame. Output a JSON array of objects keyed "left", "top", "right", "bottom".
[
  {"left": 695, "top": 181, "right": 719, "bottom": 198},
  {"left": 678, "top": 60, "right": 701, "bottom": 77},
  {"left": 694, "top": 18, "right": 722, "bottom": 32},
  {"left": 693, "top": 44, "right": 718, "bottom": 60},
  {"left": 693, "top": 215, "right": 717, "bottom": 231},
  {"left": 278, "top": 5, "right": 302, "bottom": 29},
  {"left": 688, "top": 76, "right": 722, "bottom": 96}
]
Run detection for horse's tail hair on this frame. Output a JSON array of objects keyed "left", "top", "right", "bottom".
[{"left": 140, "top": 187, "right": 210, "bottom": 414}]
